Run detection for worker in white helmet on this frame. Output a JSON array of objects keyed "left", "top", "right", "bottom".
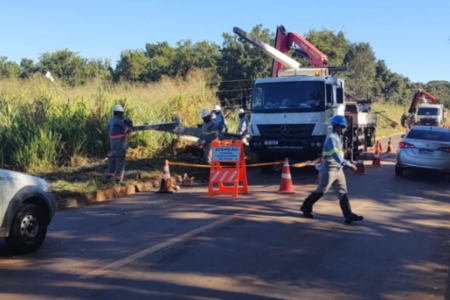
[
  {"left": 212, "top": 104, "right": 228, "bottom": 133},
  {"left": 198, "top": 108, "right": 219, "bottom": 182},
  {"left": 236, "top": 108, "right": 249, "bottom": 135},
  {"left": 105, "top": 104, "right": 133, "bottom": 185}
]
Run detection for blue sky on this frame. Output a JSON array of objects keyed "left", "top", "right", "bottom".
[{"left": 1, "top": 0, "right": 449, "bottom": 83}]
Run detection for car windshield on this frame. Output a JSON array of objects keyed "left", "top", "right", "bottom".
[
  {"left": 407, "top": 129, "right": 450, "bottom": 141},
  {"left": 252, "top": 81, "right": 325, "bottom": 112},
  {"left": 418, "top": 107, "right": 439, "bottom": 115}
]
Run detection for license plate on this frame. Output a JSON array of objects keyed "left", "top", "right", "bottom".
[
  {"left": 264, "top": 140, "right": 278, "bottom": 146},
  {"left": 419, "top": 149, "right": 434, "bottom": 155}
]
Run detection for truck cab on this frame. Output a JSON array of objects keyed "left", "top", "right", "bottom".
[
  {"left": 416, "top": 103, "right": 445, "bottom": 126},
  {"left": 248, "top": 68, "right": 345, "bottom": 163}
]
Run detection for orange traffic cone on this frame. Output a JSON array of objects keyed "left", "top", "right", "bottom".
[
  {"left": 355, "top": 155, "right": 366, "bottom": 174},
  {"left": 372, "top": 141, "right": 382, "bottom": 167},
  {"left": 278, "top": 158, "right": 296, "bottom": 194},
  {"left": 386, "top": 137, "right": 392, "bottom": 153},
  {"left": 157, "top": 160, "right": 179, "bottom": 193}
]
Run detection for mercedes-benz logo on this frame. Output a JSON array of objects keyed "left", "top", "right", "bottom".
[{"left": 280, "top": 125, "right": 290, "bottom": 135}]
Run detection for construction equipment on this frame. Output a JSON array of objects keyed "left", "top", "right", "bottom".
[
  {"left": 401, "top": 89, "right": 445, "bottom": 128},
  {"left": 233, "top": 25, "right": 377, "bottom": 164}
]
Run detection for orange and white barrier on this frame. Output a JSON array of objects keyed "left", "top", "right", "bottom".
[{"left": 208, "top": 140, "right": 248, "bottom": 198}]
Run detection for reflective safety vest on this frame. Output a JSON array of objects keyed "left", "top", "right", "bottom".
[
  {"left": 108, "top": 116, "right": 131, "bottom": 151},
  {"left": 321, "top": 131, "right": 346, "bottom": 169}
]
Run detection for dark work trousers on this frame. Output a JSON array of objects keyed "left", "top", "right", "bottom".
[{"left": 108, "top": 149, "right": 126, "bottom": 180}]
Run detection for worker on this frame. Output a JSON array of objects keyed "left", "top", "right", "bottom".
[
  {"left": 198, "top": 108, "right": 219, "bottom": 182},
  {"left": 236, "top": 108, "right": 249, "bottom": 135},
  {"left": 212, "top": 104, "right": 228, "bottom": 133},
  {"left": 105, "top": 104, "right": 133, "bottom": 186},
  {"left": 300, "top": 115, "right": 364, "bottom": 224}
]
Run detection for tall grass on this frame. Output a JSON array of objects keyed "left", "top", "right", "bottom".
[
  {"left": 372, "top": 101, "right": 405, "bottom": 136},
  {"left": 0, "top": 70, "right": 221, "bottom": 173}
]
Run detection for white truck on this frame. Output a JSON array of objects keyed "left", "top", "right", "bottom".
[
  {"left": 234, "top": 25, "right": 377, "bottom": 166},
  {"left": 0, "top": 169, "right": 56, "bottom": 253},
  {"left": 416, "top": 103, "right": 446, "bottom": 126}
]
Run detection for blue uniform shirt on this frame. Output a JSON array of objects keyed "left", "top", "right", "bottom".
[{"left": 322, "top": 131, "right": 352, "bottom": 169}]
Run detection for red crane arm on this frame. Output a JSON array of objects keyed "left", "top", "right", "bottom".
[
  {"left": 408, "top": 89, "right": 438, "bottom": 114},
  {"left": 270, "top": 25, "right": 329, "bottom": 77}
]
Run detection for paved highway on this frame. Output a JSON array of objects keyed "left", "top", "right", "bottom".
[{"left": 1, "top": 134, "right": 450, "bottom": 300}]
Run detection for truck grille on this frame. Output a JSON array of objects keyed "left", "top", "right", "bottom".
[{"left": 257, "top": 124, "right": 315, "bottom": 138}]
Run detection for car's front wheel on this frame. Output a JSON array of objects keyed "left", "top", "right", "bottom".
[
  {"left": 395, "top": 166, "right": 404, "bottom": 176},
  {"left": 5, "top": 204, "right": 48, "bottom": 254}
]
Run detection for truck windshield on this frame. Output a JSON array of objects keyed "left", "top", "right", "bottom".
[
  {"left": 418, "top": 107, "right": 439, "bottom": 115},
  {"left": 252, "top": 81, "right": 325, "bottom": 112}
]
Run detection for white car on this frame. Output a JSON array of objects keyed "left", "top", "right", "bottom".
[{"left": 0, "top": 169, "right": 56, "bottom": 254}]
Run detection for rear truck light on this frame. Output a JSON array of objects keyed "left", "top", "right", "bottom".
[
  {"left": 399, "top": 141, "right": 415, "bottom": 148},
  {"left": 437, "top": 146, "right": 450, "bottom": 153}
]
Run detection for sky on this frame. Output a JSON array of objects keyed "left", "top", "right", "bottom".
[{"left": 1, "top": 0, "right": 449, "bottom": 84}]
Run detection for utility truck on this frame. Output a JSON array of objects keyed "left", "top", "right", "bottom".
[
  {"left": 401, "top": 89, "right": 445, "bottom": 128},
  {"left": 233, "top": 25, "right": 377, "bottom": 165}
]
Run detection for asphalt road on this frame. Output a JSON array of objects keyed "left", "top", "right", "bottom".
[{"left": 2, "top": 133, "right": 450, "bottom": 300}]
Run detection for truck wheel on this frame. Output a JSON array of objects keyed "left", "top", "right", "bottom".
[
  {"left": 395, "top": 166, "right": 404, "bottom": 176},
  {"left": 5, "top": 204, "right": 48, "bottom": 254}
]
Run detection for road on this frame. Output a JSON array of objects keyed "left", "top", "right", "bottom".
[{"left": 2, "top": 133, "right": 450, "bottom": 300}]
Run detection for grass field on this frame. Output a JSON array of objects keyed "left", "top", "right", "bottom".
[{"left": 0, "top": 73, "right": 407, "bottom": 205}]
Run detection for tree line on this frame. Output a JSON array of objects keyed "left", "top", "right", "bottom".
[{"left": 1, "top": 24, "right": 449, "bottom": 107}]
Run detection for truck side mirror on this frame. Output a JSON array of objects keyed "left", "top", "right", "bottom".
[{"left": 337, "top": 88, "right": 344, "bottom": 104}]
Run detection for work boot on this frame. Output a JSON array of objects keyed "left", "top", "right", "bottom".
[
  {"left": 102, "top": 175, "right": 112, "bottom": 184},
  {"left": 339, "top": 194, "right": 363, "bottom": 224},
  {"left": 300, "top": 192, "right": 323, "bottom": 219},
  {"left": 345, "top": 213, "right": 364, "bottom": 224},
  {"left": 116, "top": 179, "right": 128, "bottom": 186}
]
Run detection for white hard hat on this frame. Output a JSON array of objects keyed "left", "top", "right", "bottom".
[
  {"left": 238, "top": 108, "right": 245, "bottom": 114},
  {"left": 200, "top": 108, "right": 211, "bottom": 118},
  {"left": 112, "top": 104, "right": 124, "bottom": 113},
  {"left": 213, "top": 104, "right": 221, "bottom": 111}
]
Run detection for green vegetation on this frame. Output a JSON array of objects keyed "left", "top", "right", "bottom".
[{"left": 0, "top": 70, "right": 220, "bottom": 173}]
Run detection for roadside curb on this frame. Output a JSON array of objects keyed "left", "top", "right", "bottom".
[{"left": 56, "top": 179, "right": 162, "bottom": 210}]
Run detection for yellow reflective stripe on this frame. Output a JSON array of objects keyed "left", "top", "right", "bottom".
[
  {"left": 203, "top": 130, "right": 218, "bottom": 135},
  {"left": 322, "top": 148, "right": 342, "bottom": 156}
]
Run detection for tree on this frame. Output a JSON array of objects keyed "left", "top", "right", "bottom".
[
  {"left": 38, "top": 49, "right": 88, "bottom": 86},
  {"left": 19, "top": 58, "right": 37, "bottom": 79},
  {"left": 114, "top": 50, "right": 150, "bottom": 82},
  {"left": 0, "top": 56, "right": 20, "bottom": 79},
  {"left": 344, "top": 42, "right": 377, "bottom": 99},
  {"left": 304, "top": 29, "right": 350, "bottom": 67},
  {"left": 217, "top": 24, "right": 273, "bottom": 104}
]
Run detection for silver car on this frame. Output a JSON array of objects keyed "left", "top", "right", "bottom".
[{"left": 396, "top": 125, "right": 450, "bottom": 176}]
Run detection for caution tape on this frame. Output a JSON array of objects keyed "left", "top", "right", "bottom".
[
  {"left": 167, "top": 158, "right": 321, "bottom": 169},
  {"left": 167, "top": 161, "right": 210, "bottom": 168},
  {"left": 246, "top": 161, "right": 285, "bottom": 167}
]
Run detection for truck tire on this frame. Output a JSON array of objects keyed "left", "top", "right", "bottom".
[
  {"left": 5, "top": 204, "right": 48, "bottom": 254},
  {"left": 395, "top": 166, "right": 404, "bottom": 176}
]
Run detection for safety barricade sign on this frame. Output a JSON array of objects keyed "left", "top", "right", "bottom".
[{"left": 208, "top": 139, "right": 248, "bottom": 197}]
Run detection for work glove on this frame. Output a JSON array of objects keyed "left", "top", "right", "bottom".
[{"left": 124, "top": 118, "right": 133, "bottom": 128}]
